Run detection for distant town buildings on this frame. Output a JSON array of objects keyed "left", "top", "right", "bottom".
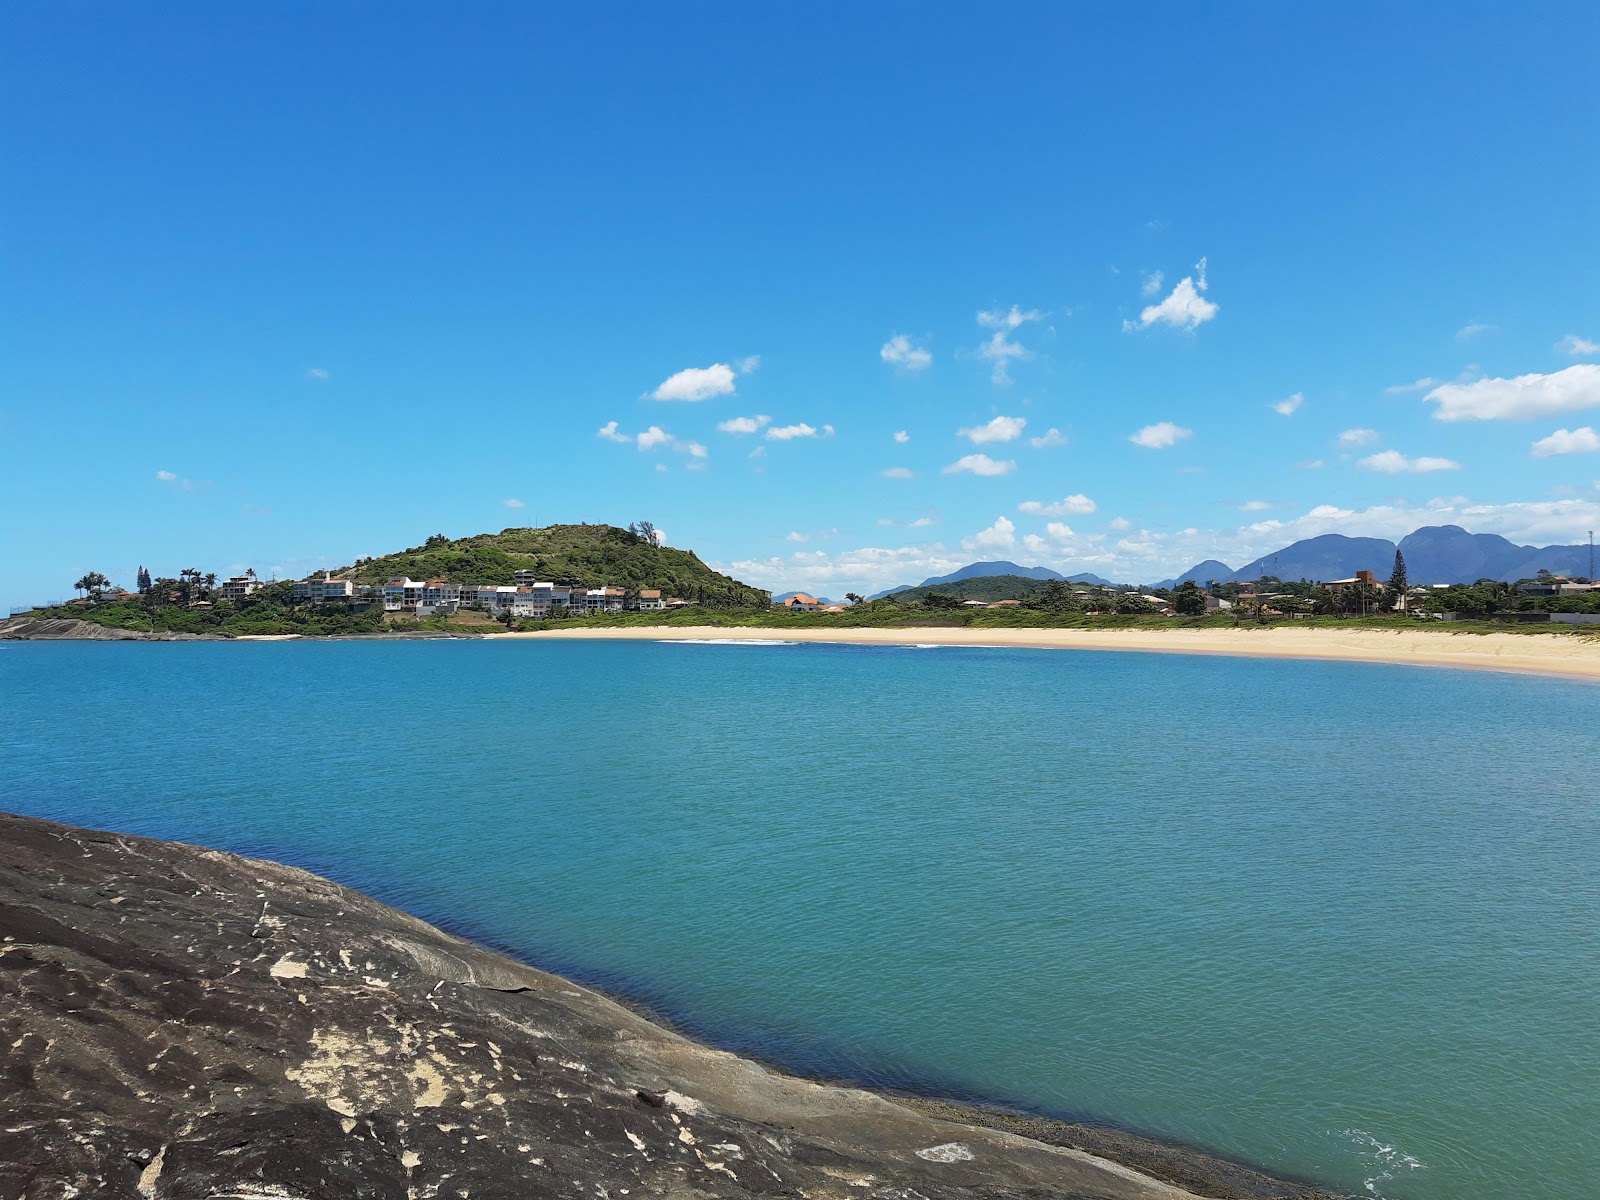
[{"left": 280, "top": 573, "right": 693, "bottom": 620}]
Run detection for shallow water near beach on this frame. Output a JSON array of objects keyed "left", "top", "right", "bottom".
[{"left": 3, "top": 638, "right": 1597, "bottom": 1199}]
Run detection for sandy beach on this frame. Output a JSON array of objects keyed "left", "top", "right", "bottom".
[{"left": 507, "top": 623, "right": 1600, "bottom": 680}]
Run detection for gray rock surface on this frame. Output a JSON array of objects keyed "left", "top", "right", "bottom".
[
  {"left": 0, "top": 814, "right": 1337, "bottom": 1199},
  {"left": 0, "top": 618, "right": 219, "bottom": 641}
]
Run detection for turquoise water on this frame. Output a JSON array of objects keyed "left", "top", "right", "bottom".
[{"left": 3, "top": 639, "right": 1596, "bottom": 1199}]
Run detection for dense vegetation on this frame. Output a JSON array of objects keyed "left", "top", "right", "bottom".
[
  {"left": 880, "top": 575, "right": 1054, "bottom": 604},
  {"left": 336, "top": 524, "right": 769, "bottom": 607},
  {"left": 21, "top": 583, "right": 390, "bottom": 637}
]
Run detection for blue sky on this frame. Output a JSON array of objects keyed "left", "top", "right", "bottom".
[{"left": 4, "top": 3, "right": 1598, "bottom": 606}]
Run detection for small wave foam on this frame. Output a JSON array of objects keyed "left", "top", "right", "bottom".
[
  {"left": 663, "top": 638, "right": 799, "bottom": 647},
  {"left": 1340, "top": 1129, "right": 1426, "bottom": 1197}
]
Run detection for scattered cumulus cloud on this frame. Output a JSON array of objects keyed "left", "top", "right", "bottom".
[
  {"left": 1124, "top": 257, "right": 1217, "bottom": 332},
  {"left": 1029, "top": 427, "right": 1068, "bottom": 448},
  {"left": 718, "top": 415, "right": 770, "bottom": 435},
  {"left": 155, "top": 469, "right": 208, "bottom": 493},
  {"left": 766, "top": 422, "right": 829, "bottom": 441},
  {"left": 977, "top": 305, "right": 1043, "bottom": 331},
  {"left": 1425, "top": 365, "right": 1600, "bottom": 421},
  {"left": 1128, "top": 422, "right": 1193, "bottom": 449},
  {"left": 958, "top": 415, "right": 1027, "bottom": 444},
  {"left": 977, "top": 331, "right": 1027, "bottom": 384},
  {"left": 880, "top": 335, "right": 932, "bottom": 370},
  {"left": 503, "top": 498, "right": 526, "bottom": 509},
  {"left": 1140, "top": 270, "right": 1164, "bottom": 297},
  {"left": 943, "top": 454, "right": 1016, "bottom": 477},
  {"left": 597, "top": 420, "right": 630, "bottom": 443},
  {"left": 877, "top": 515, "right": 936, "bottom": 528},
  {"left": 1531, "top": 426, "right": 1600, "bottom": 457},
  {"left": 1338, "top": 428, "right": 1381, "bottom": 448},
  {"left": 737, "top": 355, "right": 762, "bottom": 374},
  {"left": 894, "top": 430, "right": 910, "bottom": 444},
  {"left": 1557, "top": 334, "right": 1599, "bottom": 358},
  {"left": 962, "top": 516, "right": 1017, "bottom": 551},
  {"left": 1455, "top": 322, "right": 1496, "bottom": 342},
  {"left": 881, "top": 466, "right": 915, "bottom": 479},
  {"left": 636, "top": 425, "right": 674, "bottom": 451},
  {"left": 1359, "top": 450, "right": 1462, "bottom": 474},
  {"left": 1386, "top": 377, "right": 1443, "bottom": 395},
  {"left": 785, "top": 528, "right": 838, "bottom": 543},
  {"left": 1273, "top": 392, "right": 1304, "bottom": 416},
  {"left": 1299, "top": 459, "right": 1326, "bottom": 469},
  {"left": 1107, "top": 516, "right": 1132, "bottom": 531},
  {"left": 306, "top": 368, "right": 329, "bottom": 381},
  {"left": 650, "top": 362, "right": 740, "bottom": 402},
  {"left": 1238, "top": 500, "right": 1273, "bottom": 512},
  {"left": 1018, "top": 494, "right": 1097, "bottom": 517}
]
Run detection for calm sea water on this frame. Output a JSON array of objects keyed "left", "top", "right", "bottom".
[{"left": 2, "top": 639, "right": 1596, "bottom": 1199}]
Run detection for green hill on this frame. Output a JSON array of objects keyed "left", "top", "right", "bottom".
[
  {"left": 884, "top": 574, "right": 1057, "bottom": 604},
  {"left": 337, "top": 524, "right": 769, "bottom": 607}
]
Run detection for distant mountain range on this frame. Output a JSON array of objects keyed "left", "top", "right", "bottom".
[
  {"left": 819, "top": 525, "right": 1593, "bottom": 605},
  {"left": 1155, "top": 525, "right": 1593, "bottom": 587}
]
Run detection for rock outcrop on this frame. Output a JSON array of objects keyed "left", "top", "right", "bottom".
[
  {"left": 0, "top": 814, "right": 1336, "bottom": 1199},
  {"left": 0, "top": 618, "right": 218, "bottom": 641}
]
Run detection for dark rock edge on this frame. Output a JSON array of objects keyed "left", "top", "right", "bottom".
[{"left": 1, "top": 812, "right": 1343, "bottom": 1199}]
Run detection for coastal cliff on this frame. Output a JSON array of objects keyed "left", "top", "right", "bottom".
[{"left": 0, "top": 814, "right": 1335, "bottom": 1200}]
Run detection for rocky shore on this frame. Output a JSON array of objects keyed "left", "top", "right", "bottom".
[
  {"left": 0, "top": 814, "right": 1339, "bottom": 1199},
  {"left": 0, "top": 617, "right": 222, "bottom": 641}
]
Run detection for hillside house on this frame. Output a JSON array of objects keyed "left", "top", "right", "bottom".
[
  {"left": 218, "top": 575, "right": 260, "bottom": 601},
  {"left": 781, "top": 594, "right": 820, "bottom": 611},
  {"left": 632, "top": 589, "right": 666, "bottom": 611}
]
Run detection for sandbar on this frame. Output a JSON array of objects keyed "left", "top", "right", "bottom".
[{"left": 505, "top": 623, "right": 1600, "bottom": 680}]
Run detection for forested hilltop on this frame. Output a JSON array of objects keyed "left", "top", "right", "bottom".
[{"left": 338, "top": 524, "right": 768, "bottom": 607}]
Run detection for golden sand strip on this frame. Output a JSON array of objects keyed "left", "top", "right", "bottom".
[{"left": 507, "top": 623, "right": 1600, "bottom": 680}]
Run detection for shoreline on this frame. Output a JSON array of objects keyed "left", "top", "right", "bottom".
[
  {"left": 2, "top": 811, "right": 1340, "bottom": 1199},
  {"left": 502, "top": 622, "right": 1600, "bottom": 681}
]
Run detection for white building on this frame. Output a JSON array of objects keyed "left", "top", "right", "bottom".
[
  {"left": 218, "top": 574, "right": 260, "bottom": 601},
  {"left": 291, "top": 574, "right": 355, "bottom": 603}
]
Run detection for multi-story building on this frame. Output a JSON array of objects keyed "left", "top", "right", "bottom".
[
  {"left": 218, "top": 574, "right": 260, "bottom": 601},
  {"left": 633, "top": 589, "right": 666, "bottom": 611},
  {"left": 291, "top": 573, "right": 355, "bottom": 603}
]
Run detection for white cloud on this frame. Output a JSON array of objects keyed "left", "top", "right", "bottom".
[
  {"left": 1107, "top": 516, "right": 1132, "bottom": 531},
  {"left": 959, "top": 415, "right": 1027, "bottom": 444},
  {"left": 749, "top": 445, "right": 767, "bottom": 459},
  {"left": 1029, "top": 427, "right": 1068, "bottom": 448},
  {"left": 636, "top": 426, "right": 674, "bottom": 451},
  {"left": 1128, "top": 421, "right": 1193, "bottom": 449},
  {"left": 943, "top": 454, "right": 1016, "bottom": 477},
  {"left": 1385, "top": 377, "right": 1443, "bottom": 395},
  {"left": 1531, "top": 426, "right": 1600, "bottom": 458},
  {"left": 1359, "top": 450, "right": 1462, "bottom": 474},
  {"left": 880, "top": 335, "right": 932, "bottom": 370},
  {"left": 785, "top": 528, "right": 837, "bottom": 543},
  {"left": 503, "top": 498, "right": 526, "bottom": 509},
  {"left": 306, "top": 367, "right": 329, "bottom": 381},
  {"left": 650, "top": 362, "right": 739, "bottom": 402},
  {"left": 1337, "top": 427, "right": 1381, "bottom": 447},
  {"left": 767, "top": 423, "right": 820, "bottom": 441},
  {"left": 682, "top": 440, "right": 708, "bottom": 459},
  {"left": 1140, "top": 270, "right": 1164, "bottom": 297},
  {"left": 597, "top": 420, "right": 630, "bottom": 443},
  {"left": 655, "top": 463, "right": 669, "bottom": 472},
  {"left": 718, "top": 415, "right": 770, "bottom": 435},
  {"left": 881, "top": 467, "right": 914, "bottom": 479},
  {"left": 894, "top": 430, "right": 910, "bottom": 443},
  {"left": 1426, "top": 364, "right": 1600, "bottom": 422},
  {"left": 1273, "top": 392, "right": 1303, "bottom": 416},
  {"left": 1125, "top": 258, "right": 1217, "bottom": 332},
  {"left": 737, "top": 355, "right": 762, "bottom": 374},
  {"left": 977, "top": 331, "right": 1027, "bottom": 384},
  {"left": 1557, "top": 334, "right": 1599, "bottom": 358},
  {"left": 1238, "top": 500, "right": 1273, "bottom": 512},
  {"left": 962, "top": 516, "right": 1017, "bottom": 551},
  {"left": 1456, "top": 322, "right": 1496, "bottom": 342},
  {"left": 155, "top": 468, "right": 208, "bottom": 492},
  {"left": 977, "top": 305, "right": 1042, "bottom": 330},
  {"left": 877, "top": 515, "right": 936, "bottom": 528},
  {"left": 1018, "top": 494, "right": 1097, "bottom": 517},
  {"left": 1299, "top": 459, "right": 1326, "bottom": 469},
  {"left": 1045, "top": 522, "right": 1076, "bottom": 539}
]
